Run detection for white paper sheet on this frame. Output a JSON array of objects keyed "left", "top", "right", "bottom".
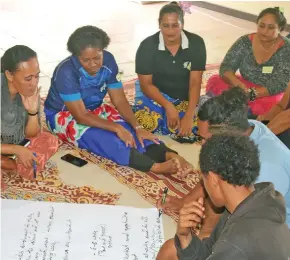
[{"left": 1, "top": 199, "right": 164, "bottom": 260}]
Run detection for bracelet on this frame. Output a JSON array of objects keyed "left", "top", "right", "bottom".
[
  {"left": 135, "top": 125, "right": 143, "bottom": 130},
  {"left": 249, "top": 88, "right": 257, "bottom": 102},
  {"left": 27, "top": 111, "right": 39, "bottom": 116}
]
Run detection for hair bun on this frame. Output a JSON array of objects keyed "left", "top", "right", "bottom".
[
  {"left": 169, "top": 1, "right": 179, "bottom": 6},
  {"left": 274, "top": 6, "right": 284, "bottom": 14}
]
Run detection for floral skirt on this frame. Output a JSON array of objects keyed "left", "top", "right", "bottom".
[
  {"left": 132, "top": 91, "right": 212, "bottom": 137},
  {"left": 44, "top": 104, "right": 155, "bottom": 166}
]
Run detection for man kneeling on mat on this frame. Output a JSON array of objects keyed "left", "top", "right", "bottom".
[{"left": 157, "top": 133, "right": 290, "bottom": 260}]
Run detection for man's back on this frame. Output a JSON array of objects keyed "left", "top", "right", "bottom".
[
  {"left": 249, "top": 119, "right": 290, "bottom": 227},
  {"left": 209, "top": 183, "right": 290, "bottom": 259}
]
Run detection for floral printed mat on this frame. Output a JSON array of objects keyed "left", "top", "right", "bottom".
[{"left": 1, "top": 140, "right": 121, "bottom": 205}]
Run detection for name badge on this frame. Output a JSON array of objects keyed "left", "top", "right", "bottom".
[{"left": 262, "top": 66, "right": 273, "bottom": 74}]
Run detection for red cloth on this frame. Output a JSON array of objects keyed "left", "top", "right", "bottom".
[
  {"left": 206, "top": 74, "right": 284, "bottom": 115},
  {"left": 1, "top": 132, "right": 59, "bottom": 190}
]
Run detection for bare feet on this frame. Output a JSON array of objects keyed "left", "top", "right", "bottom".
[
  {"left": 156, "top": 195, "right": 184, "bottom": 213},
  {"left": 151, "top": 158, "right": 182, "bottom": 175},
  {"left": 166, "top": 152, "right": 193, "bottom": 178}
]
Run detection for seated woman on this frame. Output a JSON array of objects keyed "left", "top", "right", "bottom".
[
  {"left": 258, "top": 83, "right": 290, "bottom": 149},
  {"left": 1, "top": 45, "right": 59, "bottom": 190},
  {"left": 133, "top": 2, "right": 206, "bottom": 137},
  {"left": 206, "top": 7, "right": 290, "bottom": 116},
  {"left": 44, "top": 26, "right": 193, "bottom": 176}
]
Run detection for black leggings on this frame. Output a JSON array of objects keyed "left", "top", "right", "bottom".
[{"left": 128, "top": 143, "right": 177, "bottom": 172}]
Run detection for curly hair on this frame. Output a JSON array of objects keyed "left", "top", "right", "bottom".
[
  {"left": 67, "top": 25, "right": 110, "bottom": 56},
  {"left": 198, "top": 87, "right": 249, "bottom": 132},
  {"left": 199, "top": 133, "right": 260, "bottom": 186},
  {"left": 257, "top": 7, "right": 287, "bottom": 31},
  {"left": 1, "top": 45, "right": 37, "bottom": 73}
]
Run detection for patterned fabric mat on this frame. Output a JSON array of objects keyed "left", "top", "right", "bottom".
[
  {"left": 1, "top": 67, "right": 219, "bottom": 221},
  {"left": 1, "top": 140, "right": 121, "bottom": 205}
]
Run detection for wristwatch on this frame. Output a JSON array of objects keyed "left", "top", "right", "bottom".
[{"left": 248, "top": 88, "right": 257, "bottom": 102}]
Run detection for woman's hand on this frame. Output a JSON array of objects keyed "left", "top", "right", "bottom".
[
  {"left": 178, "top": 114, "right": 193, "bottom": 137},
  {"left": 20, "top": 87, "right": 40, "bottom": 114},
  {"left": 116, "top": 125, "right": 136, "bottom": 148},
  {"left": 165, "top": 103, "right": 180, "bottom": 131},
  {"left": 135, "top": 128, "right": 160, "bottom": 148},
  {"left": 15, "top": 146, "right": 38, "bottom": 168}
]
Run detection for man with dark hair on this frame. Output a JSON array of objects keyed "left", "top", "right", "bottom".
[
  {"left": 158, "top": 87, "right": 290, "bottom": 229},
  {"left": 157, "top": 134, "right": 290, "bottom": 260}
]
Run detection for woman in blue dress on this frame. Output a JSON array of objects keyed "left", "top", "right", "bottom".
[{"left": 44, "top": 26, "right": 193, "bottom": 176}]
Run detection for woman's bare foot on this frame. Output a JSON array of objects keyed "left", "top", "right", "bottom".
[
  {"left": 166, "top": 152, "right": 193, "bottom": 178},
  {"left": 151, "top": 158, "right": 182, "bottom": 175}
]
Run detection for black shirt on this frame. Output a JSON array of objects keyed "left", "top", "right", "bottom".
[{"left": 135, "top": 30, "right": 206, "bottom": 101}]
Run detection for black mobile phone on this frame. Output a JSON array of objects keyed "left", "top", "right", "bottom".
[
  {"left": 61, "top": 154, "right": 88, "bottom": 167},
  {"left": 18, "top": 138, "right": 31, "bottom": 147},
  {"left": 171, "top": 135, "right": 200, "bottom": 144}
]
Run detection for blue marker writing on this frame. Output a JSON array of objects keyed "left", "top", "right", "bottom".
[{"left": 33, "top": 152, "right": 37, "bottom": 178}]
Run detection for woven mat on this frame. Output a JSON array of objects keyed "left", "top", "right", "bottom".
[
  {"left": 1, "top": 139, "right": 121, "bottom": 205},
  {"left": 1, "top": 66, "right": 219, "bottom": 221}
]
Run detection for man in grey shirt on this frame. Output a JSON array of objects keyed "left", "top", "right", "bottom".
[{"left": 158, "top": 134, "right": 290, "bottom": 260}]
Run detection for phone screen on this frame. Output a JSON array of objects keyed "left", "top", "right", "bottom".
[{"left": 61, "top": 154, "right": 88, "bottom": 167}]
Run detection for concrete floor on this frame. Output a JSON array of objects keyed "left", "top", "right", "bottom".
[
  {"left": 0, "top": 0, "right": 277, "bottom": 242},
  {"left": 1, "top": 0, "right": 260, "bottom": 96}
]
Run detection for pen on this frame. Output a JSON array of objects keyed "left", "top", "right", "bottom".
[
  {"left": 159, "top": 187, "right": 168, "bottom": 218},
  {"left": 33, "top": 152, "right": 37, "bottom": 178}
]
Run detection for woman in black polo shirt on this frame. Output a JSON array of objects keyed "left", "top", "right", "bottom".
[{"left": 134, "top": 2, "right": 206, "bottom": 137}]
